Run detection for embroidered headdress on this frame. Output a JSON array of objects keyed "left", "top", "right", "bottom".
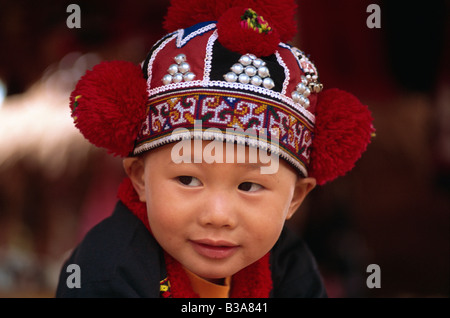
[{"left": 70, "top": 0, "right": 374, "bottom": 185}]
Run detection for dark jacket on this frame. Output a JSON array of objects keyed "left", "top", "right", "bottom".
[{"left": 56, "top": 201, "right": 327, "bottom": 298}]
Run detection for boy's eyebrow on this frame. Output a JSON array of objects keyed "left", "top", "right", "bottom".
[
  {"left": 169, "top": 159, "right": 276, "bottom": 175},
  {"left": 168, "top": 155, "right": 204, "bottom": 165},
  {"left": 237, "top": 162, "right": 267, "bottom": 170}
]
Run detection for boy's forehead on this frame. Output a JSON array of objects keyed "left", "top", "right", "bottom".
[
  {"left": 152, "top": 140, "right": 276, "bottom": 164},
  {"left": 141, "top": 139, "right": 297, "bottom": 177}
]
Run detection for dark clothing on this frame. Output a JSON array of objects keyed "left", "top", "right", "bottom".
[{"left": 56, "top": 201, "right": 327, "bottom": 298}]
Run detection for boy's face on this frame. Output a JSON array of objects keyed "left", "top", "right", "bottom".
[{"left": 124, "top": 141, "right": 315, "bottom": 282}]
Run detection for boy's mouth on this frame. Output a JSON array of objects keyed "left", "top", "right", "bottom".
[{"left": 189, "top": 239, "right": 240, "bottom": 260}]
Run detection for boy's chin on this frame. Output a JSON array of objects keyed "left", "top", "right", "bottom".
[
  {"left": 191, "top": 266, "right": 237, "bottom": 280},
  {"left": 185, "top": 262, "right": 242, "bottom": 281}
]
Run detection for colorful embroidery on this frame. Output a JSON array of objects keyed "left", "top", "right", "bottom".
[
  {"left": 71, "top": 95, "right": 82, "bottom": 121},
  {"left": 240, "top": 8, "right": 272, "bottom": 34},
  {"left": 134, "top": 88, "right": 314, "bottom": 175},
  {"left": 160, "top": 277, "right": 172, "bottom": 298}
]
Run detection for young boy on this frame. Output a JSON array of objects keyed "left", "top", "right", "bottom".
[{"left": 56, "top": 0, "right": 373, "bottom": 298}]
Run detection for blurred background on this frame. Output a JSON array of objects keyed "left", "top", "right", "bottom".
[{"left": 0, "top": 0, "right": 448, "bottom": 297}]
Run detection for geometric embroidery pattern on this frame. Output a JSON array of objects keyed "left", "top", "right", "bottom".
[{"left": 135, "top": 88, "right": 314, "bottom": 176}]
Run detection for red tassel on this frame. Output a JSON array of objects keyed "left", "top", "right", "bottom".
[
  {"left": 70, "top": 61, "right": 148, "bottom": 157},
  {"left": 309, "top": 88, "right": 375, "bottom": 185}
]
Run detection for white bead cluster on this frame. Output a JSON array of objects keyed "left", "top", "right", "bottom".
[
  {"left": 291, "top": 47, "right": 324, "bottom": 95},
  {"left": 224, "top": 54, "right": 275, "bottom": 90},
  {"left": 289, "top": 46, "right": 324, "bottom": 109},
  {"left": 291, "top": 75, "right": 312, "bottom": 109},
  {"left": 162, "top": 54, "right": 196, "bottom": 85}
]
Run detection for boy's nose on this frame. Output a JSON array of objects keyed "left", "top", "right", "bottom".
[{"left": 197, "top": 192, "right": 237, "bottom": 229}]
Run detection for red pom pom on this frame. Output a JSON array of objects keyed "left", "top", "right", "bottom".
[
  {"left": 163, "top": 0, "right": 230, "bottom": 32},
  {"left": 309, "top": 88, "right": 375, "bottom": 185},
  {"left": 217, "top": 7, "right": 280, "bottom": 56},
  {"left": 163, "top": 0, "right": 297, "bottom": 43},
  {"left": 70, "top": 61, "right": 148, "bottom": 157}
]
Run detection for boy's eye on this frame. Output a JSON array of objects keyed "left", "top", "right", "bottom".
[
  {"left": 177, "top": 176, "right": 202, "bottom": 187},
  {"left": 238, "top": 182, "right": 262, "bottom": 192}
]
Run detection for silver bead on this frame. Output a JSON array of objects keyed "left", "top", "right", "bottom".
[
  {"left": 162, "top": 74, "right": 173, "bottom": 85},
  {"left": 299, "top": 95, "right": 308, "bottom": 106},
  {"left": 174, "top": 53, "right": 186, "bottom": 64},
  {"left": 258, "top": 66, "right": 270, "bottom": 78},
  {"left": 252, "top": 58, "right": 265, "bottom": 68},
  {"left": 304, "top": 98, "right": 310, "bottom": 109},
  {"left": 303, "top": 87, "right": 311, "bottom": 98},
  {"left": 231, "top": 63, "right": 244, "bottom": 74},
  {"left": 239, "top": 55, "right": 252, "bottom": 66},
  {"left": 250, "top": 75, "right": 262, "bottom": 86},
  {"left": 183, "top": 72, "right": 196, "bottom": 82},
  {"left": 316, "top": 83, "right": 324, "bottom": 93},
  {"left": 247, "top": 54, "right": 257, "bottom": 60},
  {"left": 291, "top": 91, "right": 301, "bottom": 103},
  {"left": 238, "top": 73, "right": 250, "bottom": 84},
  {"left": 168, "top": 64, "right": 179, "bottom": 75},
  {"left": 301, "top": 75, "right": 308, "bottom": 84},
  {"left": 224, "top": 72, "right": 238, "bottom": 82},
  {"left": 245, "top": 66, "right": 257, "bottom": 77},
  {"left": 178, "top": 62, "right": 190, "bottom": 74},
  {"left": 172, "top": 73, "right": 183, "bottom": 83},
  {"left": 262, "top": 77, "right": 275, "bottom": 89},
  {"left": 296, "top": 82, "right": 307, "bottom": 94}
]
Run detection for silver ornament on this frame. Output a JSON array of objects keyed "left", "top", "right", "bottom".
[
  {"left": 252, "top": 58, "right": 265, "bottom": 68},
  {"left": 291, "top": 91, "right": 301, "bottom": 103},
  {"left": 238, "top": 73, "right": 250, "bottom": 84},
  {"left": 316, "top": 83, "right": 324, "bottom": 93},
  {"left": 162, "top": 74, "right": 173, "bottom": 85},
  {"left": 258, "top": 66, "right": 270, "bottom": 78},
  {"left": 231, "top": 63, "right": 244, "bottom": 74},
  {"left": 168, "top": 64, "right": 179, "bottom": 75},
  {"left": 183, "top": 72, "right": 196, "bottom": 82},
  {"left": 172, "top": 73, "right": 183, "bottom": 83},
  {"left": 303, "top": 87, "right": 311, "bottom": 98},
  {"left": 174, "top": 53, "right": 186, "bottom": 64},
  {"left": 250, "top": 75, "right": 262, "bottom": 86},
  {"left": 239, "top": 55, "right": 252, "bottom": 66},
  {"left": 304, "top": 98, "right": 310, "bottom": 109},
  {"left": 299, "top": 95, "right": 308, "bottom": 106},
  {"left": 178, "top": 62, "right": 190, "bottom": 74},
  {"left": 245, "top": 66, "right": 257, "bottom": 77},
  {"left": 224, "top": 72, "right": 238, "bottom": 82},
  {"left": 301, "top": 75, "right": 308, "bottom": 84},
  {"left": 262, "top": 77, "right": 275, "bottom": 89},
  {"left": 247, "top": 54, "right": 257, "bottom": 60},
  {"left": 296, "top": 82, "right": 307, "bottom": 94}
]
